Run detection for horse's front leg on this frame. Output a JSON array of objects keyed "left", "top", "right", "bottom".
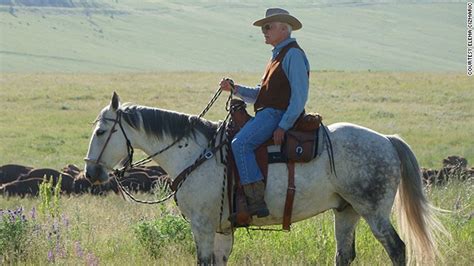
[
  {"left": 191, "top": 217, "right": 216, "bottom": 265},
  {"left": 214, "top": 232, "right": 234, "bottom": 265}
]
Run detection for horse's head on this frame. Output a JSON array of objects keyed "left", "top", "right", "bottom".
[{"left": 84, "top": 92, "right": 129, "bottom": 184}]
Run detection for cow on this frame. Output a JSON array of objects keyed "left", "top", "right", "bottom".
[{"left": 0, "top": 164, "right": 33, "bottom": 185}]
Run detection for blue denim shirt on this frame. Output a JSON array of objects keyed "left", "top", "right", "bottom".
[{"left": 235, "top": 37, "right": 310, "bottom": 130}]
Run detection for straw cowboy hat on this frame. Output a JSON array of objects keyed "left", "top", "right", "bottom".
[{"left": 253, "top": 8, "right": 302, "bottom": 31}]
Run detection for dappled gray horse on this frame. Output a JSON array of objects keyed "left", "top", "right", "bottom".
[{"left": 84, "top": 93, "right": 446, "bottom": 265}]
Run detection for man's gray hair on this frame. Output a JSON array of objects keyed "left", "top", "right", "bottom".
[{"left": 280, "top": 22, "right": 292, "bottom": 35}]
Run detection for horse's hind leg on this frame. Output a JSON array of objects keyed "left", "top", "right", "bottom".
[
  {"left": 333, "top": 206, "right": 360, "bottom": 265},
  {"left": 365, "top": 215, "right": 405, "bottom": 266}
]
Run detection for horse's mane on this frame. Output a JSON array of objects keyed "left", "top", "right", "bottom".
[{"left": 119, "top": 103, "right": 219, "bottom": 141}]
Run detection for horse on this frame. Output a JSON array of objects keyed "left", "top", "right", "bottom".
[{"left": 84, "top": 92, "right": 446, "bottom": 265}]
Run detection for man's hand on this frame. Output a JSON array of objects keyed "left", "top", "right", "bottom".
[
  {"left": 219, "top": 78, "right": 234, "bottom": 92},
  {"left": 273, "top": 127, "right": 286, "bottom": 145}
]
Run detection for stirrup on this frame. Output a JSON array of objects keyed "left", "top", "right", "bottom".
[{"left": 228, "top": 212, "right": 251, "bottom": 227}]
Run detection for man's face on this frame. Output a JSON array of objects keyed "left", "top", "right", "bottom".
[{"left": 261, "top": 22, "right": 288, "bottom": 47}]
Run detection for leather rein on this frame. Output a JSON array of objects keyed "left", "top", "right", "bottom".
[{"left": 85, "top": 83, "right": 234, "bottom": 204}]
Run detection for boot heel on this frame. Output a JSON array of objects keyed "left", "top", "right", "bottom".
[{"left": 256, "top": 208, "right": 269, "bottom": 218}]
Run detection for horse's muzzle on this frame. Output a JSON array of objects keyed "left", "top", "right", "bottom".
[{"left": 84, "top": 163, "right": 109, "bottom": 184}]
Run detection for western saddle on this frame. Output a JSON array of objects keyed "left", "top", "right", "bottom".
[{"left": 226, "top": 99, "right": 322, "bottom": 230}]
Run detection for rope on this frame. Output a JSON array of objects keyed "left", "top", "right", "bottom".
[
  {"left": 121, "top": 82, "right": 233, "bottom": 171},
  {"left": 114, "top": 175, "right": 175, "bottom": 204},
  {"left": 218, "top": 145, "right": 228, "bottom": 233},
  {"left": 113, "top": 81, "right": 234, "bottom": 205}
]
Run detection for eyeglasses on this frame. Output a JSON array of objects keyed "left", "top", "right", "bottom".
[{"left": 261, "top": 23, "right": 272, "bottom": 32}]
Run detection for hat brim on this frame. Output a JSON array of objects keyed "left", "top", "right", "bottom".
[{"left": 253, "top": 14, "right": 302, "bottom": 31}]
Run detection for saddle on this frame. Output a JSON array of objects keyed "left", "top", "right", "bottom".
[{"left": 226, "top": 99, "right": 322, "bottom": 230}]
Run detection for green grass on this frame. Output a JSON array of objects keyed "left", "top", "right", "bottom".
[
  {"left": 0, "top": 179, "right": 472, "bottom": 264},
  {"left": 0, "top": 1, "right": 466, "bottom": 72},
  {"left": 230, "top": 179, "right": 473, "bottom": 265},
  {"left": 0, "top": 71, "right": 472, "bottom": 264},
  {"left": 0, "top": 71, "right": 472, "bottom": 168}
]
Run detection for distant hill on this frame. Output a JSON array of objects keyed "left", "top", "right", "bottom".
[
  {"left": 0, "top": 0, "right": 107, "bottom": 8},
  {"left": 0, "top": 1, "right": 466, "bottom": 72}
]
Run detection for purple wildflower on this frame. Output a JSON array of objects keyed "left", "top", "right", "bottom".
[
  {"left": 61, "top": 214, "right": 69, "bottom": 228},
  {"left": 55, "top": 243, "right": 66, "bottom": 258},
  {"left": 75, "top": 241, "right": 84, "bottom": 258},
  {"left": 52, "top": 218, "right": 59, "bottom": 234},
  {"left": 86, "top": 252, "right": 99, "bottom": 266},
  {"left": 30, "top": 207, "right": 36, "bottom": 220},
  {"left": 8, "top": 209, "right": 15, "bottom": 222},
  {"left": 47, "top": 250, "right": 55, "bottom": 262}
]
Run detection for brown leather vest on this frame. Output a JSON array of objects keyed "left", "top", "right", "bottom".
[{"left": 254, "top": 41, "right": 305, "bottom": 112}]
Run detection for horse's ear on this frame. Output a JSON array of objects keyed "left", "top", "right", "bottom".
[{"left": 111, "top": 91, "right": 120, "bottom": 111}]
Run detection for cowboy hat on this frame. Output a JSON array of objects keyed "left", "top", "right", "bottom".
[{"left": 253, "top": 8, "right": 302, "bottom": 31}]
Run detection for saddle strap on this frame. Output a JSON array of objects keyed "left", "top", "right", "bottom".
[{"left": 283, "top": 161, "right": 296, "bottom": 231}]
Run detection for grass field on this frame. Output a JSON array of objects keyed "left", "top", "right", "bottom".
[
  {"left": 0, "top": 71, "right": 473, "bottom": 264},
  {"left": 0, "top": 71, "right": 472, "bottom": 168}
]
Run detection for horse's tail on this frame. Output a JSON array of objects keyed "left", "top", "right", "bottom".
[{"left": 387, "top": 135, "right": 448, "bottom": 265}]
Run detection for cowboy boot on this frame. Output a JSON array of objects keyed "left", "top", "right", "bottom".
[{"left": 243, "top": 180, "right": 269, "bottom": 218}]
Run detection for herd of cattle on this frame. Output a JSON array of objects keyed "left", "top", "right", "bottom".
[
  {"left": 0, "top": 164, "right": 169, "bottom": 197},
  {"left": 421, "top": 156, "right": 473, "bottom": 186},
  {"left": 1, "top": 155, "right": 472, "bottom": 197}
]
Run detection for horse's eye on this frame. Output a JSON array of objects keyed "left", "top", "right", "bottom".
[{"left": 96, "top": 129, "right": 106, "bottom": 136}]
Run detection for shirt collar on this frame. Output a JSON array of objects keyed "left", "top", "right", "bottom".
[{"left": 272, "top": 37, "right": 296, "bottom": 59}]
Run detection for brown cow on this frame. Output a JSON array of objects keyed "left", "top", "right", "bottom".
[
  {"left": 61, "top": 164, "right": 82, "bottom": 179},
  {"left": 1, "top": 178, "right": 45, "bottom": 197},
  {"left": 72, "top": 173, "right": 118, "bottom": 195},
  {"left": 0, "top": 164, "right": 33, "bottom": 185},
  {"left": 19, "top": 168, "right": 74, "bottom": 194},
  {"left": 128, "top": 165, "right": 166, "bottom": 177},
  {"left": 73, "top": 177, "right": 92, "bottom": 194},
  {"left": 122, "top": 171, "right": 154, "bottom": 192},
  {"left": 90, "top": 178, "right": 119, "bottom": 195}
]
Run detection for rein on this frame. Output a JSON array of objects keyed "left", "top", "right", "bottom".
[
  {"left": 88, "top": 82, "right": 235, "bottom": 205},
  {"left": 118, "top": 82, "right": 233, "bottom": 173}
]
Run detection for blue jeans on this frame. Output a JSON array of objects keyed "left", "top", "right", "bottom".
[{"left": 231, "top": 108, "right": 284, "bottom": 185}]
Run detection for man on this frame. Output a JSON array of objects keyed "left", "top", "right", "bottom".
[{"left": 220, "top": 8, "right": 310, "bottom": 218}]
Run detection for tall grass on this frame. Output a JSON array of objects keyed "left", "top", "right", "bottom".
[{"left": 0, "top": 179, "right": 472, "bottom": 264}]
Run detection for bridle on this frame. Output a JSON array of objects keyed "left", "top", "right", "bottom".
[
  {"left": 84, "top": 108, "right": 215, "bottom": 174},
  {"left": 84, "top": 110, "right": 134, "bottom": 171},
  {"left": 84, "top": 80, "right": 235, "bottom": 205}
]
